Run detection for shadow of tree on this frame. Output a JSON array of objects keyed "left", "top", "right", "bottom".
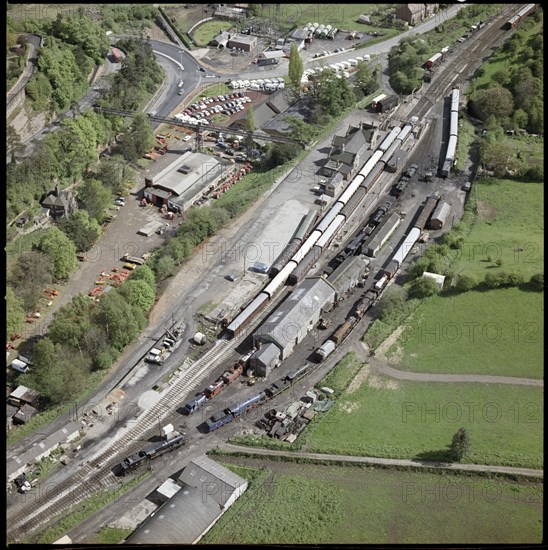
[{"left": 413, "top": 448, "right": 453, "bottom": 465}]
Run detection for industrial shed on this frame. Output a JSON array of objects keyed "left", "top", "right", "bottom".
[
  {"left": 127, "top": 455, "right": 248, "bottom": 545},
  {"left": 364, "top": 213, "right": 401, "bottom": 257},
  {"left": 143, "top": 152, "right": 229, "bottom": 212},
  {"left": 428, "top": 201, "right": 451, "bottom": 230},
  {"left": 254, "top": 277, "right": 336, "bottom": 359},
  {"left": 250, "top": 342, "right": 281, "bottom": 377}
]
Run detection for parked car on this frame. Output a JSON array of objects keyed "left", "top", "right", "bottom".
[
  {"left": 183, "top": 135, "right": 192, "bottom": 141},
  {"left": 226, "top": 274, "right": 236, "bottom": 281}
]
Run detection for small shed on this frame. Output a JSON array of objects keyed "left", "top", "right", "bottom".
[
  {"left": 422, "top": 271, "right": 445, "bottom": 290},
  {"left": 376, "top": 95, "right": 398, "bottom": 113},
  {"left": 428, "top": 201, "right": 451, "bottom": 230},
  {"left": 7, "top": 385, "right": 40, "bottom": 407},
  {"left": 250, "top": 343, "right": 280, "bottom": 377},
  {"left": 13, "top": 403, "right": 39, "bottom": 425}
]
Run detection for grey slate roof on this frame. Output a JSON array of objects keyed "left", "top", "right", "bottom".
[
  {"left": 127, "top": 455, "right": 248, "bottom": 545},
  {"left": 252, "top": 342, "right": 280, "bottom": 366},
  {"left": 254, "top": 277, "right": 335, "bottom": 350}
]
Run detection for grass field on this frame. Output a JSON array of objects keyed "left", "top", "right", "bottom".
[
  {"left": 384, "top": 177, "right": 544, "bottom": 378},
  {"left": 457, "top": 179, "right": 543, "bottom": 279},
  {"left": 191, "top": 20, "right": 233, "bottom": 47},
  {"left": 387, "top": 289, "right": 543, "bottom": 379},
  {"left": 202, "top": 459, "right": 543, "bottom": 544},
  {"left": 306, "top": 370, "right": 543, "bottom": 468}
]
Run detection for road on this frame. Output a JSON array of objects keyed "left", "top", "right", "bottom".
[
  {"left": 217, "top": 442, "right": 544, "bottom": 478},
  {"left": 7, "top": 5, "right": 533, "bottom": 541}
]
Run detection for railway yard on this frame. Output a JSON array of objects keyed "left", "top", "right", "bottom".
[{"left": 6, "top": 4, "right": 543, "bottom": 545}]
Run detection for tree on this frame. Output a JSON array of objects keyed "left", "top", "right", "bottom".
[
  {"left": 121, "top": 279, "right": 156, "bottom": 313},
  {"left": 23, "top": 343, "right": 91, "bottom": 406},
  {"left": 529, "top": 272, "right": 544, "bottom": 291},
  {"left": 473, "top": 87, "right": 514, "bottom": 122},
  {"left": 9, "top": 251, "right": 55, "bottom": 311},
  {"left": 247, "top": 3, "right": 261, "bottom": 16},
  {"left": 130, "top": 264, "right": 156, "bottom": 288},
  {"left": 77, "top": 178, "right": 113, "bottom": 223},
  {"left": 36, "top": 227, "right": 78, "bottom": 279},
  {"left": 261, "top": 142, "right": 300, "bottom": 170},
  {"left": 48, "top": 294, "right": 93, "bottom": 350},
  {"left": 448, "top": 427, "right": 471, "bottom": 461},
  {"left": 315, "top": 70, "right": 356, "bottom": 117},
  {"left": 355, "top": 62, "right": 377, "bottom": 95},
  {"left": 154, "top": 255, "right": 176, "bottom": 280},
  {"left": 480, "top": 141, "right": 520, "bottom": 177},
  {"left": 7, "top": 286, "right": 26, "bottom": 339},
  {"left": 408, "top": 276, "right": 440, "bottom": 299},
  {"left": 245, "top": 105, "right": 255, "bottom": 133},
  {"left": 119, "top": 113, "right": 154, "bottom": 162},
  {"left": 7, "top": 125, "right": 25, "bottom": 162},
  {"left": 454, "top": 273, "right": 476, "bottom": 293},
  {"left": 288, "top": 42, "right": 303, "bottom": 94},
  {"left": 378, "top": 286, "right": 407, "bottom": 320},
  {"left": 95, "top": 291, "right": 146, "bottom": 350},
  {"left": 57, "top": 209, "right": 101, "bottom": 252}
]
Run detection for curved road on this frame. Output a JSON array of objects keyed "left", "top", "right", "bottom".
[
  {"left": 218, "top": 442, "right": 544, "bottom": 478},
  {"left": 354, "top": 343, "right": 544, "bottom": 387}
]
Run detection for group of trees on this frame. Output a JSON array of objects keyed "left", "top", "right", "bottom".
[
  {"left": 100, "top": 38, "right": 163, "bottom": 112},
  {"left": 388, "top": 37, "right": 425, "bottom": 94},
  {"left": 7, "top": 109, "right": 117, "bottom": 220},
  {"left": 19, "top": 265, "right": 156, "bottom": 405},
  {"left": 473, "top": 15, "right": 543, "bottom": 137}
]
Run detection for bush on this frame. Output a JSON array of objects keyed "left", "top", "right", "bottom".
[
  {"left": 408, "top": 277, "right": 440, "bottom": 299},
  {"left": 529, "top": 272, "right": 544, "bottom": 291},
  {"left": 454, "top": 274, "right": 477, "bottom": 293}
]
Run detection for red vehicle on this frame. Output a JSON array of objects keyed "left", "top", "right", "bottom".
[
  {"left": 204, "top": 380, "right": 224, "bottom": 398},
  {"left": 221, "top": 363, "right": 244, "bottom": 385}
]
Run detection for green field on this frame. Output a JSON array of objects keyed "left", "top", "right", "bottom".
[
  {"left": 384, "top": 178, "right": 544, "bottom": 378},
  {"left": 306, "top": 370, "right": 543, "bottom": 468},
  {"left": 191, "top": 19, "right": 233, "bottom": 47},
  {"left": 456, "top": 179, "right": 543, "bottom": 278},
  {"left": 388, "top": 289, "right": 543, "bottom": 379},
  {"left": 202, "top": 459, "right": 543, "bottom": 544}
]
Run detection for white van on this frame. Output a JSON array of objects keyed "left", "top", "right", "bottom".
[{"left": 10, "top": 358, "right": 30, "bottom": 373}]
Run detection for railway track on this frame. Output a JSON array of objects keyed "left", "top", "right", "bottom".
[
  {"left": 6, "top": 280, "right": 296, "bottom": 542},
  {"left": 7, "top": 6, "right": 523, "bottom": 542},
  {"left": 411, "top": 4, "right": 518, "bottom": 120}
]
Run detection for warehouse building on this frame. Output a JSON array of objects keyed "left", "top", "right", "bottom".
[
  {"left": 254, "top": 277, "right": 336, "bottom": 360},
  {"left": 127, "top": 455, "right": 248, "bottom": 545},
  {"left": 144, "top": 152, "right": 229, "bottom": 212},
  {"left": 428, "top": 201, "right": 451, "bottom": 230},
  {"left": 250, "top": 342, "right": 281, "bottom": 377},
  {"left": 262, "top": 96, "right": 314, "bottom": 137}
]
